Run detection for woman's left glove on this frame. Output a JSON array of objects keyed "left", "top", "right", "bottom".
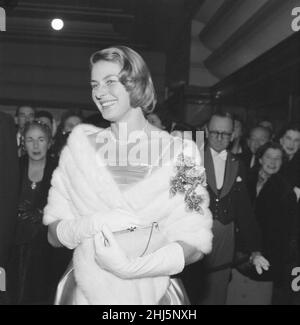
[
  {"left": 94, "top": 224, "right": 185, "bottom": 279},
  {"left": 18, "top": 208, "right": 43, "bottom": 224}
]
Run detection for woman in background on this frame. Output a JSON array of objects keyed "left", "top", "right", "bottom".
[
  {"left": 227, "top": 142, "right": 298, "bottom": 305},
  {"left": 8, "top": 121, "right": 57, "bottom": 304}
]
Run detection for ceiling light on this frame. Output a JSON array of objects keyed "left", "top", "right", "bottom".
[{"left": 51, "top": 18, "right": 64, "bottom": 31}]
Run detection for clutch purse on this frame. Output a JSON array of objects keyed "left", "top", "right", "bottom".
[{"left": 111, "top": 222, "right": 169, "bottom": 258}]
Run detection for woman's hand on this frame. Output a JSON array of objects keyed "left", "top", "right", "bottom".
[
  {"left": 94, "top": 224, "right": 131, "bottom": 277},
  {"left": 18, "top": 200, "right": 41, "bottom": 223},
  {"left": 177, "top": 241, "right": 203, "bottom": 265},
  {"left": 94, "top": 225, "right": 185, "bottom": 280},
  {"left": 18, "top": 208, "right": 43, "bottom": 224},
  {"left": 293, "top": 186, "right": 300, "bottom": 201},
  {"left": 250, "top": 252, "right": 270, "bottom": 275}
]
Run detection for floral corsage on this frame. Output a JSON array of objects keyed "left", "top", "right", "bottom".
[{"left": 170, "top": 153, "right": 209, "bottom": 214}]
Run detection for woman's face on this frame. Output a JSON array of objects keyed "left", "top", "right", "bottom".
[
  {"left": 63, "top": 116, "right": 82, "bottom": 133},
  {"left": 24, "top": 127, "right": 50, "bottom": 161},
  {"left": 91, "top": 60, "right": 132, "bottom": 123},
  {"left": 259, "top": 148, "right": 282, "bottom": 176},
  {"left": 280, "top": 130, "right": 300, "bottom": 158}
]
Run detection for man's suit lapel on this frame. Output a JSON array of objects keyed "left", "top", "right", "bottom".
[
  {"left": 220, "top": 152, "right": 239, "bottom": 199},
  {"left": 204, "top": 147, "right": 218, "bottom": 195}
]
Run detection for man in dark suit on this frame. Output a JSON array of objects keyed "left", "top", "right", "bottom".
[
  {"left": 0, "top": 112, "right": 19, "bottom": 303},
  {"left": 181, "top": 112, "right": 269, "bottom": 305}
]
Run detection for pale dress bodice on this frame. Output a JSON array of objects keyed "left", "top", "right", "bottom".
[
  {"left": 107, "top": 164, "right": 151, "bottom": 191},
  {"left": 95, "top": 127, "right": 167, "bottom": 190}
]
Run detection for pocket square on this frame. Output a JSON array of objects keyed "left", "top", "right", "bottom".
[{"left": 236, "top": 176, "right": 242, "bottom": 182}]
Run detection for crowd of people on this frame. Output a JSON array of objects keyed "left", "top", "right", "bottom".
[{"left": 0, "top": 45, "right": 299, "bottom": 305}]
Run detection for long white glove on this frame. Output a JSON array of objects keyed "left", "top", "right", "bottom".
[
  {"left": 94, "top": 224, "right": 185, "bottom": 279},
  {"left": 56, "top": 217, "right": 101, "bottom": 249},
  {"left": 56, "top": 209, "right": 138, "bottom": 250}
]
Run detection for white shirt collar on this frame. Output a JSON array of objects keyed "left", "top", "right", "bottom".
[{"left": 210, "top": 148, "right": 228, "bottom": 160}]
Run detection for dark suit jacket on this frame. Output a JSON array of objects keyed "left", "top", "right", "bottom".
[
  {"left": 245, "top": 170, "right": 298, "bottom": 284},
  {"left": 0, "top": 112, "right": 19, "bottom": 268},
  {"left": 204, "top": 147, "right": 261, "bottom": 253},
  {"left": 279, "top": 151, "right": 300, "bottom": 188},
  {"left": 236, "top": 145, "right": 259, "bottom": 173}
]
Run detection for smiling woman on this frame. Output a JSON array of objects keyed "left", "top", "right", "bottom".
[
  {"left": 90, "top": 60, "right": 132, "bottom": 123},
  {"left": 90, "top": 46, "right": 156, "bottom": 119},
  {"left": 43, "top": 46, "right": 213, "bottom": 305}
]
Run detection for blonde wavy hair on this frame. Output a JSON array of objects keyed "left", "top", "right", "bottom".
[{"left": 90, "top": 46, "right": 157, "bottom": 114}]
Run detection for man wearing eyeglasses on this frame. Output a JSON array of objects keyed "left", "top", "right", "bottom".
[{"left": 182, "top": 112, "right": 269, "bottom": 305}]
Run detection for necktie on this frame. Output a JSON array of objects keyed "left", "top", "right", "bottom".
[{"left": 218, "top": 150, "right": 227, "bottom": 161}]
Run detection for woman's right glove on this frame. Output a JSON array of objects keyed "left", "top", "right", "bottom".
[
  {"left": 56, "top": 217, "right": 100, "bottom": 249},
  {"left": 56, "top": 209, "right": 138, "bottom": 250}
]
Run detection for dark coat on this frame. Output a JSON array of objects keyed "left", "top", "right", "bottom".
[
  {"left": 7, "top": 155, "right": 57, "bottom": 304},
  {"left": 245, "top": 170, "right": 298, "bottom": 284},
  {"left": 280, "top": 150, "right": 300, "bottom": 188},
  {"left": 19, "top": 154, "right": 57, "bottom": 213},
  {"left": 236, "top": 145, "right": 259, "bottom": 174},
  {"left": 9, "top": 155, "right": 72, "bottom": 304},
  {"left": 19, "top": 155, "right": 72, "bottom": 300},
  {"left": 0, "top": 112, "right": 19, "bottom": 269},
  {"left": 279, "top": 150, "right": 300, "bottom": 267}
]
